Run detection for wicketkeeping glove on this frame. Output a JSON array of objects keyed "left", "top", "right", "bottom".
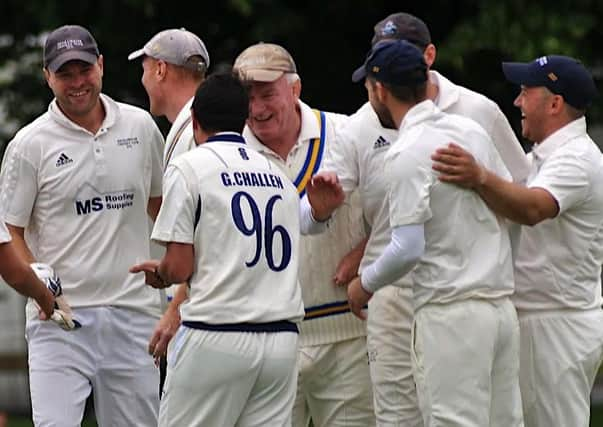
[{"left": 30, "top": 263, "right": 81, "bottom": 330}]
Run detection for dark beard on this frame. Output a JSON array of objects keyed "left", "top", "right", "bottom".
[{"left": 373, "top": 103, "right": 396, "bottom": 129}]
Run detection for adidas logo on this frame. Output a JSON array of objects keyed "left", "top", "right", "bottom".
[
  {"left": 56, "top": 153, "right": 73, "bottom": 167},
  {"left": 373, "top": 136, "right": 390, "bottom": 150}
]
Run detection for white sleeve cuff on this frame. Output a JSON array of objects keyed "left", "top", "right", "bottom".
[{"left": 299, "top": 195, "right": 329, "bottom": 235}]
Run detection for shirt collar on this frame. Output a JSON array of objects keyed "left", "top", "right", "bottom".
[
  {"left": 531, "top": 117, "right": 587, "bottom": 162},
  {"left": 429, "top": 70, "right": 460, "bottom": 111},
  {"left": 205, "top": 132, "right": 245, "bottom": 144},
  {"left": 399, "top": 99, "right": 439, "bottom": 132},
  {"left": 243, "top": 100, "right": 318, "bottom": 158},
  {"left": 174, "top": 97, "right": 194, "bottom": 125},
  {"left": 48, "top": 93, "right": 119, "bottom": 135}
]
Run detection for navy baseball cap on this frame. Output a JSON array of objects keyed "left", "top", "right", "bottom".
[
  {"left": 43, "top": 25, "right": 100, "bottom": 72},
  {"left": 352, "top": 39, "right": 427, "bottom": 85},
  {"left": 502, "top": 55, "right": 598, "bottom": 110}
]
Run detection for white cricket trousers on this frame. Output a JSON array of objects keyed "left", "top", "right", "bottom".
[
  {"left": 367, "top": 285, "right": 422, "bottom": 427},
  {"left": 293, "top": 336, "right": 375, "bottom": 427},
  {"left": 412, "top": 297, "right": 523, "bottom": 427},
  {"left": 518, "top": 308, "right": 603, "bottom": 427},
  {"left": 27, "top": 306, "right": 160, "bottom": 427},
  {"left": 158, "top": 325, "right": 299, "bottom": 427}
]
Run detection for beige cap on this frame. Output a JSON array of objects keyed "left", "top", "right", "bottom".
[{"left": 234, "top": 43, "right": 297, "bottom": 82}]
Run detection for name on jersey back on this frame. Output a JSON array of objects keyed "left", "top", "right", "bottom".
[{"left": 221, "top": 171, "right": 284, "bottom": 190}]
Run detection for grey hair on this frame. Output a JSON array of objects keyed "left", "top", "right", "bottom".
[{"left": 286, "top": 73, "right": 300, "bottom": 84}]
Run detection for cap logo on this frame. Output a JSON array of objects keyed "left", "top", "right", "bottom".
[
  {"left": 536, "top": 56, "right": 548, "bottom": 66},
  {"left": 57, "top": 39, "right": 84, "bottom": 50},
  {"left": 240, "top": 55, "right": 271, "bottom": 67},
  {"left": 372, "top": 66, "right": 380, "bottom": 73},
  {"left": 547, "top": 72, "right": 558, "bottom": 81},
  {"left": 381, "top": 20, "right": 398, "bottom": 36}
]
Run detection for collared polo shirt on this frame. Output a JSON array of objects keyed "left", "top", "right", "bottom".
[
  {"left": 513, "top": 118, "right": 603, "bottom": 311},
  {"left": 386, "top": 100, "right": 514, "bottom": 310},
  {"left": 0, "top": 94, "right": 164, "bottom": 316}
]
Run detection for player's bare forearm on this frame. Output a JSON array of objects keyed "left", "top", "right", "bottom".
[
  {"left": 432, "top": 143, "right": 558, "bottom": 225},
  {"left": 474, "top": 171, "right": 558, "bottom": 226},
  {"left": 0, "top": 243, "right": 54, "bottom": 316},
  {"left": 334, "top": 237, "right": 367, "bottom": 286},
  {"left": 160, "top": 242, "right": 194, "bottom": 284},
  {"left": 149, "top": 283, "right": 187, "bottom": 358},
  {"left": 170, "top": 282, "right": 189, "bottom": 308},
  {"left": 6, "top": 224, "right": 35, "bottom": 263}
]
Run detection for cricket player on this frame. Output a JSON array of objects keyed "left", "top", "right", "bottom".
[
  {"left": 128, "top": 28, "right": 210, "bottom": 393},
  {"left": 0, "top": 25, "right": 164, "bottom": 426},
  {"left": 432, "top": 54, "right": 603, "bottom": 427},
  {"left": 234, "top": 43, "right": 375, "bottom": 426},
  {"left": 131, "top": 72, "right": 306, "bottom": 427},
  {"left": 128, "top": 27, "right": 209, "bottom": 168},
  {"left": 327, "top": 13, "right": 529, "bottom": 425},
  {"left": 344, "top": 39, "right": 523, "bottom": 427}
]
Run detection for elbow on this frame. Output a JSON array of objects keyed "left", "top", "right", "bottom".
[
  {"left": 408, "top": 238, "right": 425, "bottom": 266},
  {"left": 520, "top": 206, "right": 552, "bottom": 227},
  {"left": 164, "top": 266, "right": 192, "bottom": 286}
]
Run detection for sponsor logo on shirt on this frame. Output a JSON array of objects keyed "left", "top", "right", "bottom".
[
  {"left": 55, "top": 153, "right": 73, "bottom": 167},
  {"left": 74, "top": 188, "right": 135, "bottom": 216},
  {"left": 116, "top": 137, "right": 140, "bottom": 149},
  {"left": 373, "top": 136, "right": 390, "bottom": 150}
]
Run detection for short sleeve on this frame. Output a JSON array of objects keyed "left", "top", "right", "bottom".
[
  {"left": 151, "top": 164, "right": 196, "bottom": 244},
  {"left": 321, "top": 122, "right": 360, "bottom": 194},
  {"left": 0, "top": 221, "right": 11, "bottom": 243},
  {"left": 529, "top": 152, "right": 589, "bottom": 214},
  {"left": 387, "top": 148, "right": 433, "bottom": 227},
  {"left": 0, "top": 138, "right": 38, "bottom": 227}
]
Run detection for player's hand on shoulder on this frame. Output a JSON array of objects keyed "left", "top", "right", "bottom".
[
  {"left": 431, "top": 143, "right": 486, "bottom": 188},
  {"left": 347, "top": 276, "right": 372, "bottom": 320},
  {"left": 306, "top": 171, "right": 345, "bottom": 222}
]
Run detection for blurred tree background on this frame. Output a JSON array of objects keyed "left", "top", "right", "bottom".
[{"left": 0, "top": 0, "right": 602, "bottom": 157}]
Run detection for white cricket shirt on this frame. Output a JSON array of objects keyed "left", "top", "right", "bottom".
[
  {"left": 244, "top": 101, "right": 367, "bottom": 346},
  {"left": 326, "top": 70, "right": 528, "bottom": 278},
  {"left": 386, "top": 100, "right": 514, "bottom": 310},
  {"left": 152, "top": 133, "right": 304, "bottom": 324},
  {"left": 163, "top": 97, "right": 195, "bottom": 167},
  {"left": 0, "top": 221, "right": 10, "bottom": 244},
  {"left": 513, "top": 118, "right": 603, "bottom": 311},
  {"left": 430, "top": 70, "right": 529, "bottom": 182},
  {"left": 0, "top": 94, "right": 164, "bottom": 316}
]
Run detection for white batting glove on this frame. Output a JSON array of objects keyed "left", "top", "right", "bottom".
[{"left": 30, "top": 263, "right": 81, "bottom": 330}]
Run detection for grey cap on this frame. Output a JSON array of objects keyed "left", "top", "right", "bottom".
[
  {"left": 127, "top": 28, "right": 210, "bottom": 72},
  {"left": 43, "top": 25, "right": 100, "bottom": 72}
]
